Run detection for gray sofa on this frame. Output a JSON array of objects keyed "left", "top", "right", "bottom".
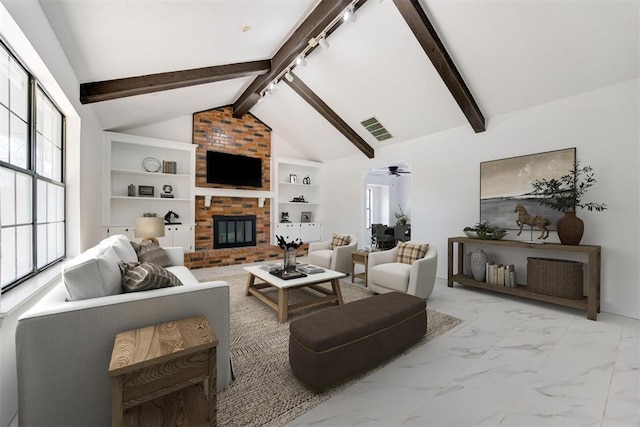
[{"left": 15, "top": 235, "right": 231, "bottom": 427}]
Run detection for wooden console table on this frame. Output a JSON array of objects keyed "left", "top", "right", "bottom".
[
  {"left": 447, "top": 237, "right": 601, "bottom": 320},
  {"left": 109, "top": 315, "right": 218, "bottom": 426}
]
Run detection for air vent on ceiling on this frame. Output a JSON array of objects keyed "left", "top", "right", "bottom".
[{"left": 360, "top": 117, "right": 393, "bottom": 142}]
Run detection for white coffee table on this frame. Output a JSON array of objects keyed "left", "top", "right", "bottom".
[{"left": 244, "top": 265, "right": 346, "bottom": 322}]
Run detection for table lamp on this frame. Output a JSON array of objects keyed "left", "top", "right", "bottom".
[{"left": 134, "top": 216, "right": 165, "bottom": 245}]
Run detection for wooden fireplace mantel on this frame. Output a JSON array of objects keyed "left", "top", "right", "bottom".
[{"left": 195, "top": 187, "right": 275, "bottom": 208}]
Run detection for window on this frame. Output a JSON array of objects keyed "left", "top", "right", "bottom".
[
  {"left": 366, "top": 187, "right": 373, "bottom": 230},
  {"left": 0, "top": 40, "right": 65, "bottom": 293}
]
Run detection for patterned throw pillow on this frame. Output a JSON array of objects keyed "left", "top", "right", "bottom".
[
  {"left": 134, "top": 240, "right": 171, "bottom": 267},
  {"left": 330, "top": 233, "right": 351, "bottom": 250},
  {"left": 396, "top": 242, "right": 429, "bottom": 265},
  {"left": 119, "top": 261, "right": 183, "bottom": 292}
]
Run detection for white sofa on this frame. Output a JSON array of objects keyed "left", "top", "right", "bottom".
[{"left": 15, "top": 235, "right": 231, "bottom": 427}]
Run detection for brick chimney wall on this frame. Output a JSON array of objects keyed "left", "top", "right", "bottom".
[{"left": 186, "top": 106, "right": 296, "bottom": 268}]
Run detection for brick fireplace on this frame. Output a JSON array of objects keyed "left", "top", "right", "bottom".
[{"left": 184, "top": 106, "right": 295, "bottom": 269}]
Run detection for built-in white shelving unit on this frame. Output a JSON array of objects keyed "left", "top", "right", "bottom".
[
  {"left": 272, "top": 156, "right": 323, "bottom": 244},
  {"left": 103, "top": 132, "right": 196, "bottom": 251}
]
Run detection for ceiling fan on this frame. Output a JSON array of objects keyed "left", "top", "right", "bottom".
[{"left": 372, "top": 165, "right": 411, "bottom": 177}]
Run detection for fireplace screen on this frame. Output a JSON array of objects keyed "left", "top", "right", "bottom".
[{"left": 213, "top": 215, "right": 256, "bottom": 249}]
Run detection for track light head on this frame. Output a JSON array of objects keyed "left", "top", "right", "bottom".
[
  {"left": 296, "top": 56, "right": 306, "bottom": 67},
  {"left": 285, "top": 71, "right": 294, "bottom": 82},
  {"left": 344, "top": 6, "right": 357, "bottom": 22},
  {"left": 318, "top": 38, "right": 330, "bottom": 50}
]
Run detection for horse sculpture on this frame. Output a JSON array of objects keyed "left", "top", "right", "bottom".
[{"left": 514, "top": 204, "right": 551, "bottom": 239}]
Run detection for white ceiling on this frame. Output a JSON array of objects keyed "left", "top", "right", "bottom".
[{"left": 39, "top": 0, "right": 639, "bottom": 162}]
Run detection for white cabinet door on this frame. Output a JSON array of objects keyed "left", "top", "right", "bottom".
[
  {"left": 300, "top": 223, "right": 322, "bottom": 242},
  {"left": 104, "top": 226, "right": 134, "bottom": 239},
  {"left": 170, "top": 225, "right": 194, "bottom": 251},
  {"left": 274, "top": 223, "right": 301, "bottom": 242},
  {"left": 157, "top": 225, "right": 194, "bottom": 251}
]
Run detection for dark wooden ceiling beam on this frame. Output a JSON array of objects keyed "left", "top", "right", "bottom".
[
  {"left": 285, "top": 73, "right": 374, "bottom": 158},
  {"left": 393, "top": 0, "right": 485, "bottom": 133},
  {"left": 79, "top": 60, "right": 270, "bottom": 104},
  {"left": 232, "top": 0, "right": 358, "bottom": 118}
]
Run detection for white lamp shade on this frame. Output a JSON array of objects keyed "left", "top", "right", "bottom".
[{"left": 135, "top": 217, "right": 165, "bottom": 239}]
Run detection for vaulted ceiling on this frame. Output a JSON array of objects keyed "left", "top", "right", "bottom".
[{"left": 39, "top": 0, "right": 639, "bottom": 162}]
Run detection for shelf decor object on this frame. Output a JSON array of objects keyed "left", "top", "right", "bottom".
[
  {"left": 530, "top": 160, "right": 607, "bottom": 245},
  {"left": 448, "top": 237, "right": 601, "bottom": 320},
  {"left": 470, "top": 249, "right": 488, "bottom": 281},
  {"left": 138, "top": 185, "right": 154, "bottom": 197},
  {"left": 142, "top": 156, "right": 162, "bottom": 172}
]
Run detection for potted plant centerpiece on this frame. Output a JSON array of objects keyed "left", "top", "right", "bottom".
[
  {"left": 394, "top": 205, "right": 409, "bottom": 226},
  {"left": 530, "top": 160, "right": 607, "bottom": 245}
]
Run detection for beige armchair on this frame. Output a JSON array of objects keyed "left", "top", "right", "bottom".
[
  {"left": 367, "top": 242, "right": 437, "bottom": 299},
  {"left": 308, "top": 234, "right": 358, "bottom": 274}
]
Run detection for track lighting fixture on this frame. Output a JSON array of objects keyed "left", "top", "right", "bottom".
[{"left": 255, "top": 0, "right": 358, "bottom": 109}]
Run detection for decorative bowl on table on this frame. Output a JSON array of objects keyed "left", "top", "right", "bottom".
[
  {"left": 463, "top": 224, "right": 508, "bottom": 240},
  {"left": 464, "top": 230, "right": 479, "bottom": 239}
]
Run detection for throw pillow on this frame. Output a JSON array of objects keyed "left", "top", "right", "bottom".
[
  {"left": 135, "top": 240, "right": 171, "bottom": 267},
  {"left": 109, "top": 235, "right": 138, "bottom": 262},
  {"left": 330, "top": 233, "right": 351, "bottom": 250},
  {"left": 396, "top": 242, "right": 429, "bottom": 265},
  {"left": 63, "top": 247, "right": 122, "bottom": 301},
  {"left": 119, "top": 261, "right": 183, "bottom": 292}
]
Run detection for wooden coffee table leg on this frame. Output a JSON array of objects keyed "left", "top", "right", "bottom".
[
  {"left": 245, "top": 274, "right": 256, "bottom": 296},
  {"left": 331, "top": 278, "right": 344, "bottom": 305},
  {"left": 278, "top": 288, "right": 288, "bottom": 323}
]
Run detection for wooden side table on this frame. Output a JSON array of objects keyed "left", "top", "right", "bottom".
[
  {"left": 109, "top": 315, "right": 218, "bottom": 426},
  {"left": 351, "top": 251, "right": 370, "bottom": 286}
]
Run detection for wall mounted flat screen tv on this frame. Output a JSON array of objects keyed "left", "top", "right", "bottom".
[{"left": 206, "top": 151, "right": 262, "bottom": 187}]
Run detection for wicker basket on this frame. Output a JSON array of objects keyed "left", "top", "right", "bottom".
[{"left": 527, "top": 257, "right": 583, "bottom": 299}]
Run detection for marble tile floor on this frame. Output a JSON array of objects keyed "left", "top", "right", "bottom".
[
  {"left": 9, "top": 261, "right": 635, "bottom": 427},
  {"left": 197, "top": 261, "right": 639, "bottom": 426}
]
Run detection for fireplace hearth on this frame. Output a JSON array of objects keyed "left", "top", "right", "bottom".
[{"left": 213, "top": 215, "right": 257, "bottom": 249}]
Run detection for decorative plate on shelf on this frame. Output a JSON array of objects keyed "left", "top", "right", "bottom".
[{"left": 142, "top": 157, "right": 161, "bottom": 173}]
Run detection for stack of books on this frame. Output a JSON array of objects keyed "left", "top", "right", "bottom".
[
  {"left": 260, "top": 263, "right": 282, "bottom": 273},
  {"left": 297, "top": 265, "right": 325, "bottom": 274},
  {"left": 485, "top": 263, "right": 517, "bottom": 287},
  {"left": 162, "top": 161, "right": 177, "bottom": 174}
]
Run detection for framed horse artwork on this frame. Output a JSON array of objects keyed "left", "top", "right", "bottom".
[{"left": 480, "top": 148, "right": 575, "bottom": 232}]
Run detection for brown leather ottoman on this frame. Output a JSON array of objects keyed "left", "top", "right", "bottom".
[{"left": 289, "top": 292, "right": 427, "bottom": 392}]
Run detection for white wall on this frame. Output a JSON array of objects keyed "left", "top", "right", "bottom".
[
  {"left": 125, "top": 115, "right": 193, "bottom": 143},
  {"left": 0, "top": 1, "right": 104, "bottom": 425},
  {"left": 322, "top": 79, "right": 640, "bottom": 320}
]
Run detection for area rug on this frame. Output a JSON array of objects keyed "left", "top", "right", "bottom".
[{"left": 199, "top": 274, "right": 462, "bottom": 427}]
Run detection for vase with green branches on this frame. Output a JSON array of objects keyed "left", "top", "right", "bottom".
[
  {"left": 530, "top": 160, "right": 606, "bottom": 244},
  {"left": 394, "top": 205, "right": 409, "bottom": 226}
]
